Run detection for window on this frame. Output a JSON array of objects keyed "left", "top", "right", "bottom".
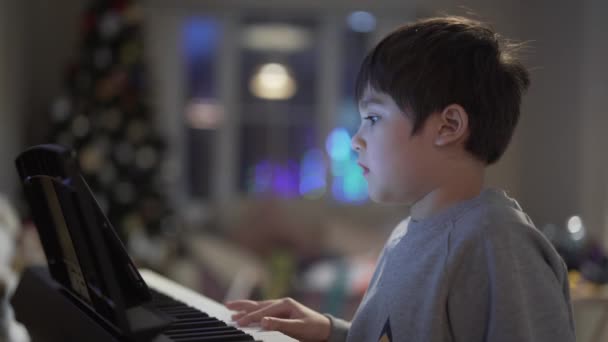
[
  {"left": 173, "top": 9, "right": 388, "bottom": 205},
  {"left": 182, "top": 17, "right": 221, "bottom": 198},
  {"left": 237, "top": 17, "right": 319, "bottom": 198}
]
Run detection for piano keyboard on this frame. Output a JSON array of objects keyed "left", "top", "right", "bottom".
[{"left": 140, "top": 269, "right": 297, "bottom": 342}]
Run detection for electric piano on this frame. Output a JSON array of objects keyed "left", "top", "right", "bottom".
[{"left": 11, "top": 144, "right": 296, "bottom": 341}]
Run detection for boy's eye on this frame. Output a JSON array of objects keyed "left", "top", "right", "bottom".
[{"left": 364, "top": 115, "right": 380, "bottom": 125}]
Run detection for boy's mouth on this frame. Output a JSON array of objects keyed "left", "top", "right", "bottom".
[{"left": 357, "top": 162, "right": 370, "bottom": 176}]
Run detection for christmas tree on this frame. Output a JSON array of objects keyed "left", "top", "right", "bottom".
[{"left": 46, "top": 0, "right": 171, "bottom": 242}]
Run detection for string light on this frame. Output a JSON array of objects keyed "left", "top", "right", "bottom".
[
  {"left": 299, "top": 148, "right": 326, "bottom": 198},
  {"left": 185, "top": 98, "right": 224, "bottom": 130},
  {"left": 567, "top": 215, "right": 585, "bottom": 241},
  {"left": 326, "top": 128, "right": 351, "bottom": 161},
  {"left": 249, "top": 63, "right": 297, "bottom": 100},
  {"left": 347, "top": 11, "right": 376, "bottom": 33}
]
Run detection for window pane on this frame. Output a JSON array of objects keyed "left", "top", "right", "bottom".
[
  {"left": 182, "top": 17, "right": 221, "bottom": 197},
  {"left": 238, "top": 16, "right": 321, "bottom": 197}
]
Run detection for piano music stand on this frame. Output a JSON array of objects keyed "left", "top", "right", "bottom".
[{"left": 11, "top": 144, "right": 173, "bottom": 341}]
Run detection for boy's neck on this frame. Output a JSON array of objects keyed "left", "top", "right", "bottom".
[{"left": 410, "top": 161, "right": 485, "bottom": 222}]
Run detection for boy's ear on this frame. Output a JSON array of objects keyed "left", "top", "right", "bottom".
[{"left": 434, "top": 104, "right": 469, "bottom": 146}]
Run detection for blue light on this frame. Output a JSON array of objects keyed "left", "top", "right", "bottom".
[
  {"left": 272, "top": 161, "right": 299, "bottom": 198},
  {"left": 272, "top": 165, "right": 290, "bottom": 196},
  {"left": 347, "top": 11, "right": 376, "bottom": 33},
  {"left": 330, "top": 157, "right": 348, "bottom": 177},
  {"left": 299, "top": 149, "right": 326, "bottom": 196},
  {"left": 338, "top": 98, "right": 360, "bottom": 137},
  {"left": 183, "top": 18, "right": 219, "bottom": 60},
  {"left": 252, "top": 160, "right": 272, "bottom": 193},
  {"left": 343, "top": 161, "right": 368, "bottom": 202},
  {"left": 323, "top": 129, "right": 370, "bottom": 203},
  {"left": 332, "top": 176, "right": 346, "bottom": 201},
  {"left": 331, "top": 159, "right": 368, "bottom": 203},
  {"left": 326, "top": 128, "right": 352, "bottom": 161},
  {"left": 249, "top": 160, "right": 300, "bottom": 197}
]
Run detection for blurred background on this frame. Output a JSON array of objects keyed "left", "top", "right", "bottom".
[{"left": 0, "top": 0, "right": 607, "bottom": 340}]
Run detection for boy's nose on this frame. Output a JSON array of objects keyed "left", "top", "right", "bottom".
[{"left": 351, "top": 132, "right": 365, "bottom": 152}]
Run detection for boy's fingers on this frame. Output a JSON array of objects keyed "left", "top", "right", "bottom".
[
  {"left": 261, "top": 317, "right": 305, "bottom": 337},
  {"left": 227, "top": 300, "right": 282, "bottom": 320},
  {"left": 231, "top": 311, "right": 247, "bottom": 320},
  {"left": 225, "top": 300, "right": 260, "bottom": 311},
  {"left": 237, "top": 301, "right": 292, "bottom": 326},
  {"left": 226, "top": 299, "right": 275, "bottom": 312},
  {"left": 225, "top": 299, "right": 276, "bottom": 311}
]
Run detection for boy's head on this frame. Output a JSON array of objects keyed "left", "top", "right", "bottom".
[
  {"left": 352, "top": 16, "right": 530, "bottom": 203},
  {"left": 356, "top": 16, "right": 530, "bottom": 164}
]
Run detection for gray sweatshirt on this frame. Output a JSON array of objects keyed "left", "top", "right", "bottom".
[{"left": 326, "top": 188, "right": 575, "bottom": 342}]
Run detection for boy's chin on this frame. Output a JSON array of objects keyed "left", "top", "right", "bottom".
[
  {"left": 367, "top": 187, "right": 406, "bottom": 204},
  {"left": 368, "top": 188, "right": 412, "bottom": 205}
]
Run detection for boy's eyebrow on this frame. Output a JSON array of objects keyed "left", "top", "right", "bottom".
[{"left": 359, "top": 97, "right": 385, "bottom": 108}]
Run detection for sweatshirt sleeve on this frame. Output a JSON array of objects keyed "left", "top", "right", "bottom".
[
  {"left": 446, "top": 220, "right": 575, "bottom": 342},
  {"left": 323, "top": 314, "right": 350, "bottom": 342}
]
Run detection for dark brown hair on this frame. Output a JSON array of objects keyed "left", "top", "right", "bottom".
[{"left": 355, "top": 16, "right": 530, "bottom": 164}]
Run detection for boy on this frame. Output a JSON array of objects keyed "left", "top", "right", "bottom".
[{"left": 226, "top": 16, "right": 575, "bottom": 342}]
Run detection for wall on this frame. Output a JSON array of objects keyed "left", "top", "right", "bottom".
[
  {"left": 0, "top": 0, "right": 83, "bottom": 199},
  {"left": 0, "top": 0, "right": 25, "bottom": 198},
  {"left": 579, "top": 0, "right": 608, "bottom": 246},
  {"left": 518, "top": 2, "right": 586, "bottom": 227},
  {"left": 514, "top": 0, "right": 608, "bottom": 244}
]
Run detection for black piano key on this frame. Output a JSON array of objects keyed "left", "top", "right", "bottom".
[
  {"left": 165, "top": 326, "right": 239, "bottom": 336},
  {"left": 166, "top": 308, "right": 210, "bottom": 318},
  {"left": 175, "top": 312, "right": 210, "bottom": 319},
  {"left": 156, "top": 302, "right": 189, "bottom": 308},
  {"left": 163, "top": 308, "right": 207, "bottom": 316},
  {"left": 165, "top": 327, "right": 240, "bottom": 338},
  {"left": 150, "top": 289, "right": 174, "bottom": 299},
  {"left": 169, "top": 320, "right": 226, "bottom": 330},
  {"left": 159, "top": 303, "right": 188, "bottom": 307},
  {"left": 156, "top": 304, "right": 189, "bottom": 310},
  {"left": 150, "top": 296, "right": 184, "bottom": 305},
  {"left": 164, "top": 331, "right": 250, "bottom": 341},
  {"left": 170, "top": 332, "right": 255, "bottom": 341},
  {"left": 162, "top": 306, "right": 200, "bottom": 312},
  {"left": 174, "top": 317, "right": 224, "bottom": 324}
]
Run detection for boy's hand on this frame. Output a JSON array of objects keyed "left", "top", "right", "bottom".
[{"left": 225, "top": 297, "right": 331, "bottom": 342}]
